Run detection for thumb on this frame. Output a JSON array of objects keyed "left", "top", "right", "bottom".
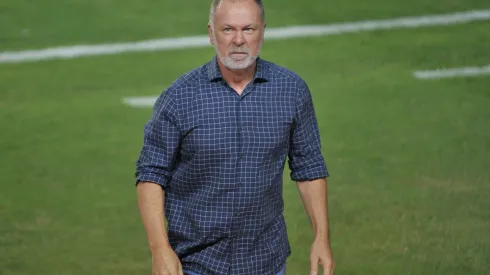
[{"left": 310, "top": 254, "right": 319, "bottom": 275}]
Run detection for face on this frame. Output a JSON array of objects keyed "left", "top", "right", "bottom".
[{"left": 208, "top": 0, "right": 265, "bottom": 70}]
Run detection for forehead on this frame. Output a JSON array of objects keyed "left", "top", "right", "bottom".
[{"left": 214, "top": 0, "right": 262, "bottom": 26}]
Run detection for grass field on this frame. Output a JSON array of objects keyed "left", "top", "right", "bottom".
[{"left": 1, "top": 0, "right": 490, "bottom": 274}]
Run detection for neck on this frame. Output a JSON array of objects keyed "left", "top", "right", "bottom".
[{"left": 217, "top": 58, "right": 256, "bottom": 86}]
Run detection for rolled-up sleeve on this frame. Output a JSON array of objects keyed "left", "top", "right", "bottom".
[
  {"left": 288, "top": 82, "right": 329, "bottom": 182},
  {"left": 135, "top": 90, "right": 181, "bottom": 190}
]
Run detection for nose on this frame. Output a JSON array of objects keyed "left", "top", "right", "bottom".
[{"left": 233, "top": 31, "right": 245, "bottom": 45}]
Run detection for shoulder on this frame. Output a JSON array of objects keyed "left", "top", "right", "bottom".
[
  {"left": 163, "top": 64, "right": 208, "bottom": 98},
  {"left": 154, "top": 62, "right": 208, "bottom": 104},
  {"left": 259, "top": 58, "right": 311, "bottom": 101},
  {"left": 259, "top": 59, "right": 317, "bottom": 116},
  {"left": 150, "top": 63, "right": 208, "bottom": 119},
  {"left": 259, "top": 58, "right": 309, "bottom": 92}
]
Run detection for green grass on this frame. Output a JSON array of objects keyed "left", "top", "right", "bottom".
[
  {"left": 1, "top": 0, "right": 490, "bottom": 274},
  {"left": 1, "top": 0, "right": 489, "bottom": 50}
]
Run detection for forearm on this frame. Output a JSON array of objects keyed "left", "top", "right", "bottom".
[
  {"left": 137, "top": 182, "right": 170, "bottom": 252},
  {"left": 296, "top": 178, "right": 330, "bottom": 241}
]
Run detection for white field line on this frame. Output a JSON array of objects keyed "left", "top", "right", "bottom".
[
  {"left": 2, "top": 9, "right": 490, "bottom": 64},
  {"left": 122, "top": 96, "right": 159, "bottom": 108},
  {"left": 414, "top": 65, "right": 490, "bottom": 79}
]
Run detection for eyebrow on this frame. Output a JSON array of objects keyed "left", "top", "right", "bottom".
[{"left": 222, "top": 24, "right": 255, "bottom": 29}]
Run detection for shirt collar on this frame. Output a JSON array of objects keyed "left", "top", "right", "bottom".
[{"left": 206, "top": 55, "right": 271, "bottom": 83}]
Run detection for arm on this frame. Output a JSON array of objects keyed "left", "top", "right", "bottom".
[
  {"left": 137, "top": 182, "right": 183, "bottom": 275},
  {"left": 297, "top": 178, "right": 334, "bottom": 275},
  {"left": 296, "top": 177, "right": 330, "bottom": 243},
  {"left": 287, "top": 81, "right": 334, "bottom": 274},
  {"left": 137, "top": 182, "right": 170, "bottom": 251},
  {"left": 135, "top": 88, "right": 181, "bottom": 246},
  {"left": 135, "top": 89, "right": 183, "bottom": 274}
]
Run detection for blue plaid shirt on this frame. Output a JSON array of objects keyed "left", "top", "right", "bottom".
[{"left": 135, "top": 56, "right": 328, "bottom": 275}]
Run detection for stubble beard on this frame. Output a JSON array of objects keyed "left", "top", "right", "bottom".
[{"left": 213, "top": 34, "right": 262, "bottom": 70}]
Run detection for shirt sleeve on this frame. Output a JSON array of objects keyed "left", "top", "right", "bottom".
[
  {"left": 288, "top": 81, "right": 329, "bottom": 182},
  {"left": 135, "top": 89, "right": 182, "bottom": 190}
]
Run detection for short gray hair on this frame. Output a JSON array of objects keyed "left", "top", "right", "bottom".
[{"left": 209, "top": 0, "right": 265, "bottom": 28}]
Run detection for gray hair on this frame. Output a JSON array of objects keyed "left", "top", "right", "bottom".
[{"left": 209, "top": 0, "right": 265, "bottom": 28}]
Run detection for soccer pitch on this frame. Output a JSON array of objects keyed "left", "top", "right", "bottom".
[{"left": 1, "top": 0, "right": 489, "bottom": 274}]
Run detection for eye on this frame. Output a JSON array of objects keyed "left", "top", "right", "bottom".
[
  {"left": 244, "top": 27, "right": 253, "bottom": 33},
  {"left": 223, "top": 27, "right": 232, "bottom": 33}
]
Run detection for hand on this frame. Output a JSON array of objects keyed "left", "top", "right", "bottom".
[
  {"left": 151, "top": 246, "right": 183, "bottom": 275},
  {"left": 309, "top": 238, "right": 335, "bottom": 275}
]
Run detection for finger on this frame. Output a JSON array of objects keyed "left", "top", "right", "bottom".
[
  {"left": 178, "top": 264, "right": 184, "bottom": 275},
  {"left": 310, "top": 255, "right": 318, "bottom": 275},
  {"left": 323, "top": 261, "right": 334, "bottom": 275}
]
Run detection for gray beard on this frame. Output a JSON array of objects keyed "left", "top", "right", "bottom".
[
  {"left": 217, "top": 52, "right": 257, "bottom": 70},
  {"left": 213, "top": 34, "right": 262, "bottom": 70}
]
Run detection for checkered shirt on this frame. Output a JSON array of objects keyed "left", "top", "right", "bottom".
[{"left": 135, "top": 55, "right": 328, "bottom": 275}]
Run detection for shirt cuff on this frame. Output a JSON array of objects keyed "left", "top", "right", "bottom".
[
  {"left": 290, "top": 161, "right": 329, "bottom": 182},
  {"left": 135, "top": 172, "right": 170, "bottom": 190}
]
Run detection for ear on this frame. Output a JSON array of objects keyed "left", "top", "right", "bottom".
[
  {"left": 261, "top": 22, "right": 267, "bottom": 43},
  {"left": 208, "top": 23, "right": 215, "bottom": 45}
]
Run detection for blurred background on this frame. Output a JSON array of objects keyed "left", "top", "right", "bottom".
[{"left": 1, "top": 0, "right": 489, "bottom": 274}]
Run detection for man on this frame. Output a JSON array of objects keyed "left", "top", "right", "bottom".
[{"left": 135, "top": 0, "right": 334, "bottom": 274}]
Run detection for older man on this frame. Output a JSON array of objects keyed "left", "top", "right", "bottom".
[{"left": 135, "top": 0, "right": 334, "bottom": 274}]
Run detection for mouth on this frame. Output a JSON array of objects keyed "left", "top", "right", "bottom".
[{"left": 230, "top": 52, "right": 248, "bottom": 59}]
